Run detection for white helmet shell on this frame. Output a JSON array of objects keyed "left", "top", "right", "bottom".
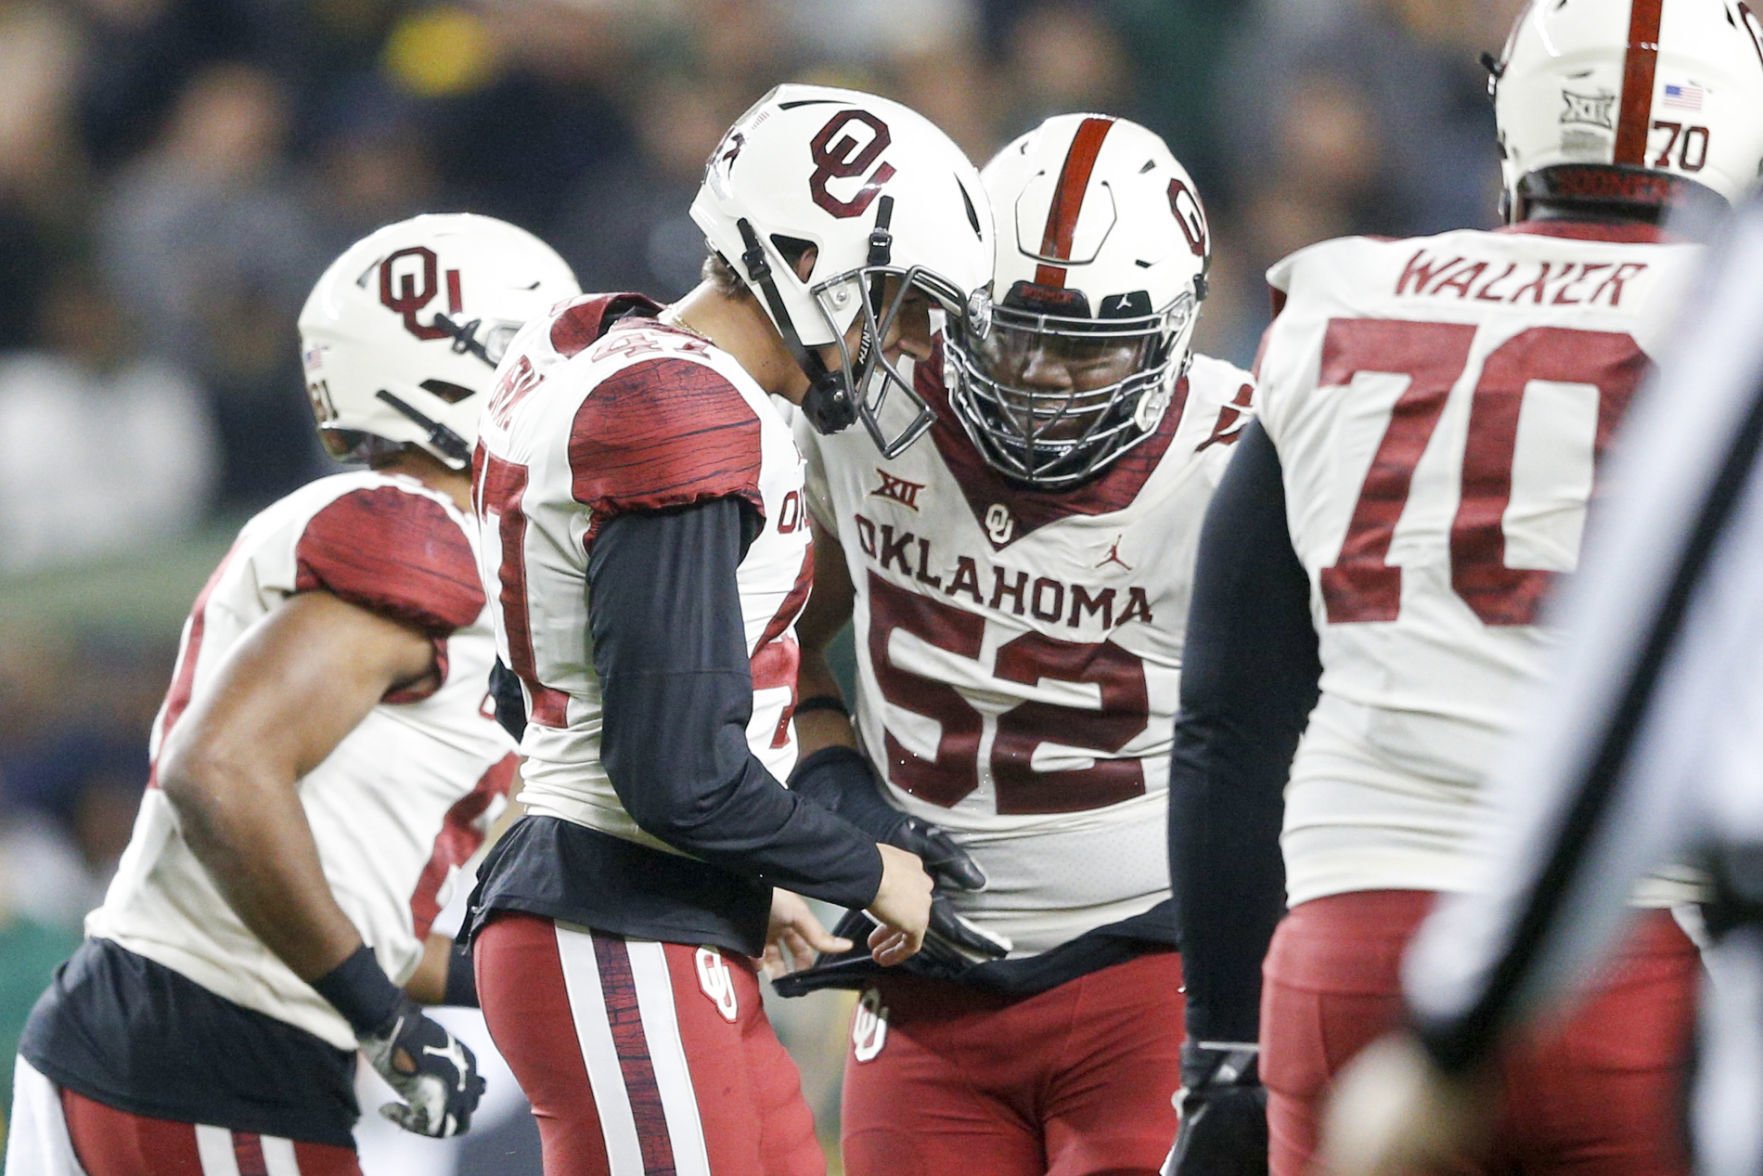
[
  {"left": 1493, "top": 0, "right": 1763, "bottom": 216},
  {"left": 946, "top": 113, "right": 1210, "bottom": 488},
  {"left": 689, "top": 83, "right": 994, "bottom": 456},
  {"left": 298, "top": 213, "right": 580, "bottom": 469}
]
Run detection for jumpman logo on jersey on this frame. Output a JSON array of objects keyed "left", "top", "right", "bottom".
[
  {"left": 871, "top": 469, "right": 925, "bottom": 511},
  {"left": 1097, "top": 535, "right": 1133, "bottom": 571}
]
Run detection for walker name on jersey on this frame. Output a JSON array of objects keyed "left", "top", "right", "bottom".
[
  {"left": 1394, "top": 249, "right": 1650, "bottom": 308},
  {"left": 852, "top": 512, "right": 1153, "bottom": 630}
]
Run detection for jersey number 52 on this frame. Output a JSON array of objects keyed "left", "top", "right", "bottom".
[{"left": 865, "top": 572, "right": 1149, "bottom": 815}]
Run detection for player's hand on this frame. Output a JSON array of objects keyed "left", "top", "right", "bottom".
[
  {"left": 884, "top": 812, "right": 986, "bottom": 891},
  {"left": 866, "top": 843, "right": 934, "bottom": 966},
  {"left": 359, "top": 995, "right": 486, "bottom": 1138},
  {"left": 882, "top": 815, "right": 1012, "bottom": 965},
  {"left": 789, "top": 746, "right": 1007, "bottom": 967},
  {"left": 1314, "top": 1032, "right": 1489, "bottom": 1175},
  {"left": 1163, "top": 1042, "right": 1268, "bottom": 1176},
  {"left": 763, "top": 888, "right": 854, "bottom": 978}
]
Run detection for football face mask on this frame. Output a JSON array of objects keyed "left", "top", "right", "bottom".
[
  {"left": 804, "top": 246, "right": 978, "bottom": 458},
  {"left": 948, "top": 289, "right": 1192, "bottom": 488}
]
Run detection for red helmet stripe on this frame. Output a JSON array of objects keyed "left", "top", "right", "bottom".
[
  {"left": 1615, "top": 0, "right": 1664, "bottom": 166},
  {"left": 1034, "top": 116, "right": 1115, "bottom": 288}
]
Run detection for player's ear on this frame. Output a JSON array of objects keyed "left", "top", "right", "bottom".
[{"left": 793, "top": 245, "right": 818, "bottom": 283}]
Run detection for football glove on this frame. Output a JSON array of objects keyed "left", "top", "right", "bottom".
[
  {"left": 360, "top": 995, "right": 486, "bottom": 1138},
  {"left": 313, "top": 946, "right": 486, "bottom": 1139},
  {"left": 888, "top": 812, "right": 1013, "bottom": 963},
  {"left": 1163, "top": 1041, "right": 1269, "bottom": 1176},
  {"left": 790, "top": 746, "right": 1010, "bottom": 965}
]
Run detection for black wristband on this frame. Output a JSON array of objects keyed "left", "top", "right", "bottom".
[
  {"left": 793, "top": 694, "right": 850, "bottom": 718},
  {"left": 311, "top": 944, "right": 403, "bottom": 1036},
  {"left": 443, "top": 940, "right": 480, "bottom": 1008}
]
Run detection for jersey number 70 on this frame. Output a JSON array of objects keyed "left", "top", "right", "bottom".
[{"left": 1318, "top": 318, "right": 1647, "bottom": 626}]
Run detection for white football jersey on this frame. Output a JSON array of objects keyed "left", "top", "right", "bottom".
[
  {"left": 88, "top": 471, "right": 516, "bottom": 1051},
  {"left": 1256, "top": 223, "right": 1702, "bottom": 907},
  {"left": 474, "top": 296, "right": 812, "bottom": 850},
  {"left": 799, "top": 347, "right": 1253, "bottom": 953}
]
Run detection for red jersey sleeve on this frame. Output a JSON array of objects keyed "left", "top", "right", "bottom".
[
  {"left": 569, "top": 356, "right": 764, "bottom": 541},
  {"left": 294, "top": 486, "right": 485, "bottom": 636}
]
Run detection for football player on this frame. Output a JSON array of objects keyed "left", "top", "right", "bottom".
[
  {"left": 1164, "top": 2, "right": 1763, "bottom": 1174},
  {"left": 774, "top": 113, "right": 1254, "bottom": 1176},
  {"left": 6, "top": 213, "right": 580, "bottom": 1174},
  {"left": 1320, "top": 187, "right": 1763, "bottom": 1176},
  {"left": 462, "top": 85, "right": 993, "bottom": 1176}
]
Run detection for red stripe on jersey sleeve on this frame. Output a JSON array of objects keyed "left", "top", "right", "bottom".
[
  {"left": 294, "top": 486, "right": 485, "bottom": 636},
  {"left": 409, "top": 754, "right": 517, "bottom": 939},
  {"left": 568, "top": 357, "right": 764, "bottom": 540},
  {"left": 147, "top": 544, "right": 239, "bottom": 790}
]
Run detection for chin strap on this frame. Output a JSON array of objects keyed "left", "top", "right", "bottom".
[
  {"left": 428, "top": 313, "right": 505, "bottom": 369},
  {"left": 374, "top": 389, "right": 471, "bottom": 465},
  {"left": 735, "top": 217, "right": 857, "bottom": 434}
]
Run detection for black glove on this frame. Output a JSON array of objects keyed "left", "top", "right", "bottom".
[
  {"left": 790, "top": 746, "right": 1009, "bottom": 964},
  {"left": 313, "top": 945, "right": 485, "bottom": 1138},
  {"left": 359, "top": 995, "right": 486, "bottom": 1137},
  {"left": 1163, "top": 1042, "right": 1269, "bottom": 1176}
]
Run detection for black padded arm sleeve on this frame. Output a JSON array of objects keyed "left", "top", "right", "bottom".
[
  {"left": 589, "top": 498, "right": 883, "bottom": 909},
  {"left": 1170, "top": 421, "right": 1321, "bottom": 1044}
]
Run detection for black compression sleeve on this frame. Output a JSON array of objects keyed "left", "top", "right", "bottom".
[
  {"left": 589, "top": 498, "right": 883, "bottom": 909},
  {"left": 1170, "top": 421, "right": 1321, "bottom": 1044}
]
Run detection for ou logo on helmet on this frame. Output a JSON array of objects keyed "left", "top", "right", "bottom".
[
  {"left": 379, "top": 245, "right": 462, "bottom": 342},
  {"left": 809, "top": 110, "right": 897, "bottom": 219},
  {"left": 1166, "top": 178, "right": 1209, "bottom": 263}
]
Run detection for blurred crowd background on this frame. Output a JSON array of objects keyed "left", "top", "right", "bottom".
[{"left": 0, "top": 0, "right": 1523, "bottom": 1161}]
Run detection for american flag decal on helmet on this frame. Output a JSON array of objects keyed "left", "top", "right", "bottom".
[{"left": 1663, "top": 82, "right": 1705, "bottom": 110}]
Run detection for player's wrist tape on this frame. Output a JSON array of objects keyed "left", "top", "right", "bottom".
[
  {"left": 443, "top": 941, "right": 479, "bottom": 1009},
  {"left": 793, "top": 694, "right": 850, "bottom": 718},
  {"left": 312, "top": 944, "right": 403, "bottom": 1036}
]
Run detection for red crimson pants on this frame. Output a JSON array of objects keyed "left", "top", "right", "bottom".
[
  {"left": 34, "top": 1074, "right": 358, "bottom": 1175},
  {"left": 1261, "top": 891, "right": 1698, "bottom": 1176},
  {"left": 840, "top": 950, "right": 1183, "bottom": 1176},
  {"left": 475, "top": 912, "right": 823, "bottom": 1176}
]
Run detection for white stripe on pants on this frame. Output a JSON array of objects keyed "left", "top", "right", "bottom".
[
  {"left": 552, "top": 925, "right": 712, "bottom": 1176},
  {"left": 6, "top": 1056, "right": 85, "bottom": 1176},
  {"left": 193, "top": 1124, "right": 303, "bottom": 1175}
]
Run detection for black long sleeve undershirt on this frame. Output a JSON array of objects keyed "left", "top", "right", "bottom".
[
  {"left": 588, "top": 497, "right": 883, "bottom": 910},
  {"left": 1170, "top": 420, "right": 1321, "bottom": 1045}
]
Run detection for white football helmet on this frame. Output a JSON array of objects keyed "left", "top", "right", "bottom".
[
  {"left": 1492, "top": 0, "right": 1763, "bottom": 219},
  {"left": 297, "top": 213, "right": 580, "bottom": 469},
  {"left": 690, "top": 83, "right": 993, "bottom": 457},
  {"left": 945, "top": 114, "right": 1210, "bottom": 489}
]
